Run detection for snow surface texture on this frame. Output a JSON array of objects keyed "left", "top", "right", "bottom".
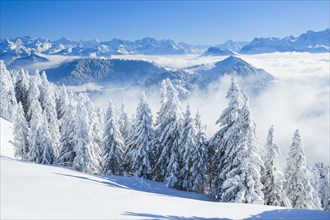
[
  {"left": 1, "top": 118, "right": 329, "bottom": 219},
  {"left": 0, "top": 118, "right": 15, "bottom": 159}
]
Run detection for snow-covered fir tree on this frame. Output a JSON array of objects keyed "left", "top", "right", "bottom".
[
  {"left": 0, "top": 61, "right": 17, "bottom": 121},
  {"left": 14, "top": 69, "right": 30, "bottom": 117},
  {"left": 57, "top": 93, "right": 77, "bottom": 166},
  {"left": 154, "top": 79, "right": 182, "bottom": 188},
  {"left": 73, "top": 97, "right": 99, "bottom": 174},
  {"left": 13, "top": 103, "right": 29, "bottom": 160},
  {"left": 55, "top": 85, "right": 69, "bottom": 121},
  {"left": 124, "top": 91, "right": 154, "bottom": 178},
  {"left": 308, "top": 165, "right": 323, "bottom": 210},
  {"left": 189, "top": 111, "right": 208, "bottom": 193},
  {"left": 209, "top": 78, "right": 264, "bottom": 204},
  {"left": 262, "top": 125, "right": 291, "bottom": 207},
  {"left": 83, "top": 95, "right": 102, "bottom": 173},
  {"left": 209, "top": 77, "right": 243, "bottom": 200},
  {"left": 152, "top": 80, "right": 168, "bottom": 170},
  {"left": 39, "top": 72, "right": 60, "bottom": 156},
  {"left": 41, "top": 110, "right": 56, "bottom": 165},
  {"left": 101, "top": 100, "right": 125, "bottom": 175},
  {"left": 179, "top": 104, "right": 196, "bottom": 191},
  {"left": 314, "top": 162, "right": 330, "bottom": 210},
  {"left": 284, "top": 130, "right": 321, "bottom": 209},
  {"left": 26, "top": 98, "right": 47, "bottom": 163},
  {"left": 119, "top": 100, "right": 132, "bottom": 149},
  {"left": 26, "top": 76, "right": 41, "bottom": 122}
]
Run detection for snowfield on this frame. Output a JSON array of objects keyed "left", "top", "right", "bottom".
[{"left": 1, "top": 118, "right": 329, "bottom": 219}]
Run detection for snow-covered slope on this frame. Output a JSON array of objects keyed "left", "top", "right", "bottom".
[
  {"left": 240, "top": 28, "right": 330, "bottom": 54},
  {"left": 0, "top": 118, "right": 15, "bottom": 159},
  {"left": 1, "top": 118, "right": 329, "bottom": 219}
]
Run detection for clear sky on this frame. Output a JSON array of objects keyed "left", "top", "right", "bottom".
[{"left": 1, "top": 0, "right": 329, "bottom": 44}]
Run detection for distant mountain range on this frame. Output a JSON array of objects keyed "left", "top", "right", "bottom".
[
  {"left": 239, "top": 28, "right": 330, "bottom": 54},
  {"left": 1, "top": 28, "right": 328, "bottom": 63},
  {"left": 0, "top": 36, "right": 207, "bottom": 64}
]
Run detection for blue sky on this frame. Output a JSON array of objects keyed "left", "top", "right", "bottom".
[{"left": 1, "top": 1, "right": 329, "bottom": 44}]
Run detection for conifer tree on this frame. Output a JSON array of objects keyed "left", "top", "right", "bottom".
[
  {"left": 119, "top": 100, "right": 132, "bottom": 148},
  {"left": 26, "top": 99, "right": 45, "bottom": 163},
  {"left": 124, "top": 92, "right": 154, "bottom": 178},
  {"left": 39, "top": 72, "right": 60, "bottom": 156},
  {"left": 41, "top": 111, "right": 56, "bottom": 165},
  {"left": 101, "top": 100, "right": 125, "bottom": 175},
  {"left": 57, "top": 94, "right": 77, "bottom": 166},
  {"left": 262, "top": 126, "right": 291, "bottom": 207},
  {"left": 285, "top": 130, "right": 320, "bottom": 209},
  {"left": 14, "top": 69, "right": 30, "bottom": 117},
  {"left": 73, "top": 98, "right": 99, "bottom": 173},
  {"left": 152, "top": 80, "right": 168, "bottom": 167},
  {"left": 190, "top": 111, "right": 208, "bottom": 193},
  {"left": 179, "top": 104, "right": 196, "bottom": 190},
  {"left": 26, "top": 77, "right": 40, "bottom": 122},
  {"left": 154, "top": 79, "right": 182, "bottom": 187},
  {"left": 209, "top": 78, "right": 264, "bottom": 204},
  {"left": 0, "top": 61, "right": 17, "bottom": 121},
  {"left": 13, "top": 103, "right": 29, "bottom": 160},
  {"left": 314, "top": 163, "right": 330, "bottom": 210}
]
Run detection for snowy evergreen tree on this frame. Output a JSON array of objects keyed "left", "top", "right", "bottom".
[
  {"left": 57, "top": 94, "right": 77, "bottom": 166},
  {"left": 179, "top": 104, "right": 196, "bottom": 190},
  {"left": 119, "top": 100, "right": 132, "bottom": 148},
  {"left": 154, "top": 79, "right": 182, "bottom": 188},
  {"left": 189, "top": 111, "right": 209, "bottom": 193},
  {"left": 26, "top": 77, "right": 40, "bottom": 122},
  {"left": 314, "top": 163, "right": 330, "bottom": 210},
  {"left": 13, "top": 103, "right": 29, "bottom": 160},
  {"left": 308, "top": 165, "right": 323, "bottom": 210},
  {"left": 262, "top": 126, "right": 291, "bottom": 207},
  {"left": 41, "top": 111, "right": 56, "bottom": 165},
  {"left": 124, "top": 92, "right": 154, "bottom": 178},
  {"left": 39, "top": 72, "right": 60, "bottom": 156},
  {"left": 284, "top": 130, "right": 321, "bottom": 209},
  {"left": 14, "top": 69, "right": 30, "bottom": 117},
  {"left": 0, "top": 61, "right": 17, "bottom": 121},
  {"left": 209, "top": 78, "right": 264, "bottom": 204},
  {"left": 26, "top": 99, "right": 45, "bottom": 163},
  {"left": 73, "top": 98, "right": 99, "bottom": 174},
  {"left": 55, "top": 85, "right": 69, "bottom": 121},
  {"left": 152, "top": 80, "right": 168, "bottom": 169},
  {"left": 83, "top": 95, "right": 102, "bottom": 173},
  {"left": 101, "top": 100, "right": 125, "bottom": 175}
]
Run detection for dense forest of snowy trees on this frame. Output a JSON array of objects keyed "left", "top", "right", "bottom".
[{"left": 0, "top": 60, "right": 329, "bottom": 210}]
